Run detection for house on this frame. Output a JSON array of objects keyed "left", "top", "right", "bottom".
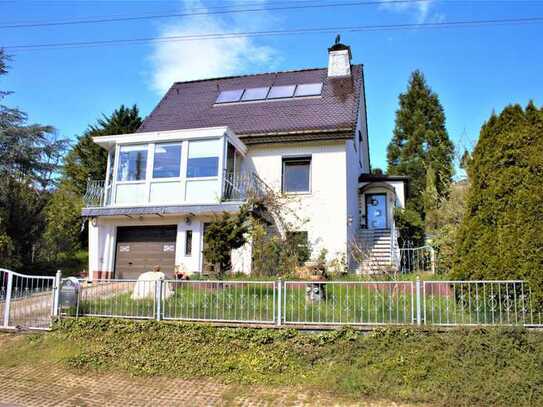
[{"left": 81, "top": 40, "right": 407, "bottom": 280}]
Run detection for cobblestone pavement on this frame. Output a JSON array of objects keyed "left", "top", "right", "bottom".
[{"left": 0, "top": 363, "right": 423, "bottom": 407}]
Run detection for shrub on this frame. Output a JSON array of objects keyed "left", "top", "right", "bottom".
[
  {"left": 453, "top": 103, "right": 543, "bottom": 306},
  {"left": 394, "top": 207, "right": 425, "bottom": 247}
]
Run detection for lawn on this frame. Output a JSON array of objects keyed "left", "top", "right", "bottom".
[
  {"left": 1, "top": 319, "right": 542, "bottom": 407},
  {"left": 74, "top": 280, "right": 417, "bottom": 324},
  {"left": 72, "top": 278, "right": 540, "bottom": 327}
]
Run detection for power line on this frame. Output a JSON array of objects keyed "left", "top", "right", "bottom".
[
  {"left": 4, "top": 0, "right": 542, "bottom": 29},
  {"left": 0, "top": 1, "right": 433, "bottom": 29},
  {"left": 4, "top": 16, "right": 542, "bottom": 52}
]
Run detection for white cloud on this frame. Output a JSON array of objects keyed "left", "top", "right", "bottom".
[
  {"left": 148, "top": 0, "right": 278, "bottom": 94},
  {"left": 380, "top": 0, "right": 436, "bottom": 23}
]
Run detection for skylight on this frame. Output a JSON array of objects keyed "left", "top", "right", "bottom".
[
  {"left": 241, "top": 87, "right": 269, "bottom": 101},
  {"left": 294, "top": 83, "right": 323, "bottom": 97},
  {"left": 267, "top": 85, "right": 296, "bottom": 99},
  {"left": 215, "top": 83, "right": 323, "bottom": 104},
  {"left": 216, "top": 89, "right": 244, "bottom": 103}
]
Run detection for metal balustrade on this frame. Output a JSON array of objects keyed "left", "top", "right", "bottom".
[
  {"left": 83, "top": 171, "right": 269, "bottom": 208},
  {"left": 83, "top": 180, "right": 111, "bottom": 207},
  {"left": 222, "top": 171, "right": 270, "bottom": 201}
]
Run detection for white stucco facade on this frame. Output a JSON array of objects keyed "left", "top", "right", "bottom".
[{"left": 242, "top": 140, "right": 363, "bottom": 263}]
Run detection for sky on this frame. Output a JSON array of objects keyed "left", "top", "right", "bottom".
[{"left": 1, "top": 0, "right": 542, "bottom": 172}]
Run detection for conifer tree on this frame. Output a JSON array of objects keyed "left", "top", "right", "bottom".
[
  {"left": 63, "top": 105, "right": 142, "bottom": 194},
  {"left": 41, "top": 105, "right": 143, "bottom": 259},
  {"left": 453, "top": 102, "right": 543, "bottom": 305},
  {"left": 0, "top": 49, "right": 67, "bottom": 269},
  {"left": 387, "top": 70, "right": 454, "bottom": 224}
]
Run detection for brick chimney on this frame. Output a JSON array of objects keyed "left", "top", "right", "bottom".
[{"left": 328, "top": 35, "right": 352, "bottom": 78}]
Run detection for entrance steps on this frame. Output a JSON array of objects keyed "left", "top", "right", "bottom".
[{"left": 357, "top": 229, "right": 397, "bottom": 274}]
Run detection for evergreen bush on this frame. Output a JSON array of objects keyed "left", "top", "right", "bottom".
[{"left": 452, "top": 103, "right": 543, "bottom": 306}]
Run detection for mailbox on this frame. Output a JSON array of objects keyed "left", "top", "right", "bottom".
[{"left": 60, "top": 277, "right": 81, "bottom": 308}]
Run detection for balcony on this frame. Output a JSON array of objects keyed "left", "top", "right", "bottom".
[{"left": 83, "top": 171, "right": 270, "bottom": 209}]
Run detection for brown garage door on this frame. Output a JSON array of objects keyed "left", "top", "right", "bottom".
[{"left": 115, "top": 226, "right": 177, "bottom": 280}]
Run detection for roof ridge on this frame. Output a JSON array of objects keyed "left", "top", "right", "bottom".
[{"left": 172, "top": 64, "right": 363, "bottom": 85}]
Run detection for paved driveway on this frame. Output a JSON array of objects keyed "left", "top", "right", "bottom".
[{"left": 0, "top": 363, "right": 421, "bottom": 407}]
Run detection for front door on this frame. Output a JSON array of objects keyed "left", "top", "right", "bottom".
[{"left": 366, "top": 193, "right": 387, "bottom": 229}]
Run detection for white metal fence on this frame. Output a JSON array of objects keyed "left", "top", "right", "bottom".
[
  {"left": 399, "top": 245, "right": 436, "bottom": 274},
  {"left": 2, "top": 268, "right": 543, "bottom": 330},
  {"left": 1, "top": 268, "right": 59, "bottom": 330},
  {"left": 423, "top": 280, "right": 543, "bottom": 327},
  {"left": 282, "top": 281, "right": 415, "bottom": 325}
]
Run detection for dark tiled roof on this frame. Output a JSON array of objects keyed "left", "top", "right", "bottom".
[{"left": 137, "top": 65, "right": 363, "bottom": 140}]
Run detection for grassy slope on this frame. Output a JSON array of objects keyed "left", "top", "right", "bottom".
[{"left": 2, "top": 319, "right": 542, "bottom": 406}]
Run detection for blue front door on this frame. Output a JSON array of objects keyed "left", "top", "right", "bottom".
[{"left": 366, "top": 194, "right": 387, "bottom": 229}]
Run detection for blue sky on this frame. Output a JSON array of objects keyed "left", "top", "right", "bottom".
[{"left": 1, "top": 0, "right": 542, "bottom": 172}]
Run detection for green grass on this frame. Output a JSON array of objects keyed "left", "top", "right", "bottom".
[
  {"left": 77, "top": 280, "right": 498, "bottom": 325},
  {"left": 77, "top": 282, "right": 419, "bottom": 324},
  {"left": 3, "top": 319, "right": 542, "bottom": 406}
]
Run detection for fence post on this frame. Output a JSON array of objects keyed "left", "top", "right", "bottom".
[
  {"left": 415, "top": 276, "right": 422, "bottom": 326},
  {"left": 276, "top": 279, "right": 282, "bottom": 327},
  {"left": 52, "top": 270, "right": 62, "bottom": 318},
  {"left": 3, "top": 271, "right": 13, "bottom": 328},
  {"left": 429, "top": 247, "right": 436, "bottom": 274},
  {"left": 155, "top": 279, "right": 163, "bottom": 321}
]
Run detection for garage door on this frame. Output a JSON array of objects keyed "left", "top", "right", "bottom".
[{"left": 115, "top": 226, "right": 177, "bottom": 280}]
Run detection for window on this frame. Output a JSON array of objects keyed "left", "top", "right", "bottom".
[
  {"left": 294, "top": 83, "right": 323, "bottom": 97},
  {"left": 282, "top": 156, "right": 311, "bottom": 193},
  {"left": 241, "top": 87, "right": 269, "bottom": 101},
  {"left": 153, "top": 143, "right": 181, "bottom": 178},
  {"left": 185, "top": 230, "right": 192, "bottom": 256},
  {"left": 117, "top": 145, "right": 147, "bottom": 181},
  {"left": 267, "top": 85, "right": 296, "bottom": 99},
  {"left": 216, "top": 89, "right": 244, "bottom": 103},
  {"left": 226, "top": 143, "right": 236, "bottom": 173},
  {"left": 187, "top": 139, "right": 220, "bottom": 178}
]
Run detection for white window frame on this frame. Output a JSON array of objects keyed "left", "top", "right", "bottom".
[
  {"left": 281, "top": 155, "right": 312, "bottom": 195},
  {"left": 111, "top": 137, "right": 229, "bottom": 206}
]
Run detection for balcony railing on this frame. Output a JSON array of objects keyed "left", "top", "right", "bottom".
[
  {"left": 83, "top": 171, "right": 270, "bottom": 208},
  {"left": 222, "top": 171, "right": 270, "bottom": 202},
  {"left": 83, "top": 180, "right": 112, "bottom": 207}
]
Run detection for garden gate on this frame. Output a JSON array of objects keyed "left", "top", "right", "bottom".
[{"left": 1, "top": 268, "right": 60, "bottom": 330}]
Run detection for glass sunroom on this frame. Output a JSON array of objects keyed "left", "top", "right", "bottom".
[{"left": 83, "top": 127, "right": 267, "bottom": 208}]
